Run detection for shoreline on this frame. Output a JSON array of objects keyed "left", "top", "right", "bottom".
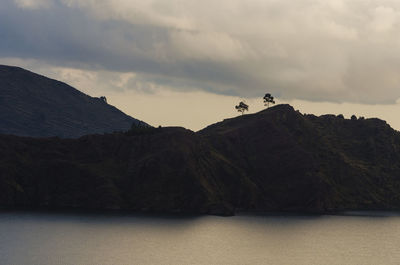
[{"left": 2, "top": 208, "right": 400, "bottom": 219}]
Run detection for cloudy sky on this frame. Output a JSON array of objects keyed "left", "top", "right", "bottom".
[{"left": 2, "top": 0, "right": 400, "bottom": 130}]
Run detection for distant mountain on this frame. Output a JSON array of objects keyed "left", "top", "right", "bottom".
[
  {"left": 1, "top": 104, "right": 400, "bottom": 215},
  {"left": 0, "top": 65, "right": 146, "bottom": 138}
]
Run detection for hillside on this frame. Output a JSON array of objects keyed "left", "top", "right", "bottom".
[
  {"left": 200, "top": 105, "right": 400, "bottom": 212},
  {"left": 1, "top": 104, "right": 400, "bottom": 215},
  {"left": 0, "top": 65, "right": 145, "bottom": 138}
]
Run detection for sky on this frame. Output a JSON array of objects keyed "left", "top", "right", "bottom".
[{"left": 2, "top": 0, "right": 400, "bottom": 130}]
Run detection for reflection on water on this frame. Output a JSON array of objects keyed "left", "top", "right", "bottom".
[{"left": 1, "top": 211, "right": 400, "bottom": 265}]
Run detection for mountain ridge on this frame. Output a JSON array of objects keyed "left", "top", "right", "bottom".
[
  {"left": 1, "top": 104, "right": 400, "bottom": 215},
  {"left": 0, "top": 65, "right": 146, "bottom": 138}
]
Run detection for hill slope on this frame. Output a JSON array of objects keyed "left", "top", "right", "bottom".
[
  {"left": 0, "top": 65, "right": 145, "bottom": 138},
  {"left": 200, "top": 105, "right": 400, "bottom": 212},
  {"left": 1, "top": 104, "right": 400, "bottom": 215}
]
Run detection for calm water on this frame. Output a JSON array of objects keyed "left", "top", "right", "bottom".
[{"left": 1, "top": 211, "right": 400, "bottom": 265}]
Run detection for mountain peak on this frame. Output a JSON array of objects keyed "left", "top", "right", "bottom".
[{"left": 258, "top": 103, "right": 295, "bottom": 113}]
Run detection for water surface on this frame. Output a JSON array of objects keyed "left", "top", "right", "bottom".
[{"left": 1, "top": 211, "right": 399, "bottom": 264}]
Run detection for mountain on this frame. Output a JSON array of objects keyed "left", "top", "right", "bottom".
[
  {"left": 0, "top": 65, "right": 145, "bottom": 138},
  {"left": 1, "top": 104, "right": 400, "bottom": 215}
]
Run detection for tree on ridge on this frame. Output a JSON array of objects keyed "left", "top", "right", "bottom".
[
  {"left": 235, "top": 101, "right": 249, "bottom": 115},
  {"left": 263, "top": 93, "right": 275, "bottom": 108}
]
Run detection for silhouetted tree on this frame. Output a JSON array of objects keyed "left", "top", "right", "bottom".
[
  {"left": 263, "top": 93, "right": 275, "bottom": 108},
  {"left": 235, "top": 101, "right": 249, "bottom": 115},
  {"left": 100, "top": 96, "right": 107, "bottom": 103},
  {"left": 351, "top": 115, "right": 357, "bottom": 120}
]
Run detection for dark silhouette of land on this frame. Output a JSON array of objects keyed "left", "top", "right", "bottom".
[
  {"left": 0, "top": 65, "right": 145, "bottom": 138},
  {"left": 1, "top": 104, "right": 400, "bottom": 216}
]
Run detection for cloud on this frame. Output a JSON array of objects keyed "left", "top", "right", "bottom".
[
  {"left": 14, "top": 0, "right": 53, "bottom": 9},
  {"left": 2, "top": 0, "right": 400, "bottom": 104},
  {"left": 168, "top": 31, "right": 250, "bottom": 62}
]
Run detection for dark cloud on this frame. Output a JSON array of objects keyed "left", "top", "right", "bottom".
[{"left": 2, "top": 0, "right": 400, "bottom": 104}]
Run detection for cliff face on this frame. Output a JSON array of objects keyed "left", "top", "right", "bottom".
[
  {"left": 1, "top": 104, "right": 400, "bottom": 215},
  {"left": 0, "top": 65, "right": 145, "bottom": 138}
]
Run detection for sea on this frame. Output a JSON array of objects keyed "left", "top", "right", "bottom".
[{"left": 1, "top": 211, "right": 399, "bottom": 265}]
